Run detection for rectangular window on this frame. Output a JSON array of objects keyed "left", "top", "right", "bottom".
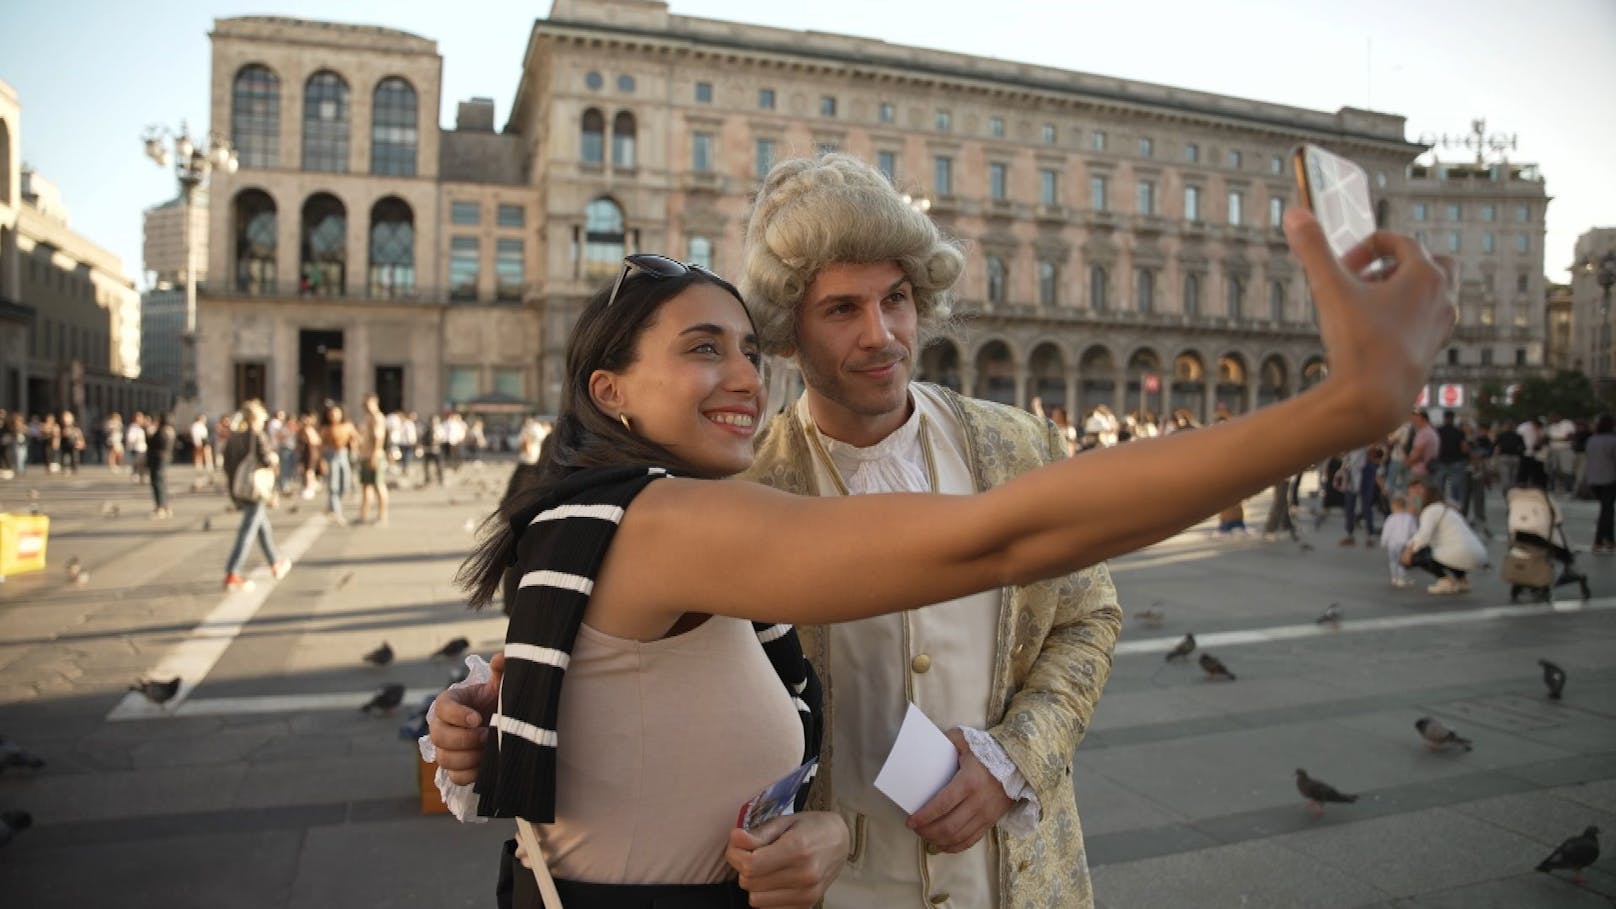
[
  {"left": 1516, "top": 205, "right": 1530, "bottom": 222},
  {"left": 497, "top": 204, "right": 524, "bottom": 228},
  {"left": 1091, "top": 175, "right": 1108, "bottom": 212},
  {"left": 450, "top": 236, "right": 479, "bottom": 301},
  {"left": 758, "top": 88, "right": 775, "bottom": 110},
  {"left": 877, "top": 150, "right": 897, "bottom": 183},
  {"left": 1042, "top": 123, "right": 1056, "bottom": 144},
  {"left": 1447, "top": 231, "right": 1461, "bottom": 253},
  {"left": 1516, "top": 233, "right": 1530, "bottom": 253},
  {"left": 990, "top": 162, "right": 1008, "bottom": 201},
  {"left": 695, "top": 81, "right": 713, "bottom": 104},
  {"left": 493, "top": 368, "right": 523, "bottom": 400},
  {"left": 1136, "top": 268, "right": 1154, "bottom": 313},
  {"left": 1269, "top": 196, "right": 1282, "bottom": 227},
  {"left": 1040, "top": 168, "right": 1059, "bottom": 206},
  {"left": 447, "top": 366, "right": 479, "bottom": 404},
  {"left": 934, "top": 156, "right": 953, "bottom": 196},
  {"left": 1227, "top": 277, "right": 1245, "bottom": 318},
  {"left": 879, "top": 101, "right": 894, "bottom": 124},
  {"left": 692, "top": 132, "right": 714, "bottom": 173},
  {"left": 1228, "top": 149, "right": 1242, "bottom": 169},
  {"left": 936, "top": 110, "right": 951, "bottom": 132},
  {"left": 495, "top": 238, "right": 524, "bottom": 301},
  {"left": 1038, "top": 261, "right": 1057, "bottom": 306},
  {"left": 756, "top": 139, "right": 776, "bottom": 179},
  {"left": 1482, "top": 232, "right": 1495, "bottom": 253},
  {"left": 1517, "top": 271, "right": 1530, "bottom": 292},
  {"left": 1270, "top": 155, "right": 1284, "bottom": 174},
  {"left": 1481, "top": 204, "right": 1496, "bottom": 222},
  {"left": 1185, "top": 186, "right": 1200, "bottom": 221},
  {"left": 1092, "top": 131, "right": 1107, "bottom": 151},
  {"left": 1185, "top": 143, "right": 1199, "bottom": 163},
  {"left": 1139, "top": 137, "right": 1153, "bottom": 158},
  {"left": 1090, "top": 265, "right": 1108, "bottom": 311},
  {"left": 816, "top": 141, "right": 837, "bottom": 156},
  {"left": 989, "top": 116, "right": 1005, "bottom": 138},
  {"left": 1480, "top": 348, "right": 1494, "bottom": 367},
  {"left": 1136, "top": 179, "right": 1154, "bottom": 215},
  {"left": 1446, "top": 203, "right": 1461, "bottom": 221},
  {"left": 451, "top": 201, "right": 480, "bottom": 225},
  {"left": 1228, "top": 191, "right": 1243, "bottom": 226},
  {"left": 820, "top": 96, "right": 837, "bottom": 117},
  {"left": 1413, "top": 203, "right": 1428, "bottom": 221}
]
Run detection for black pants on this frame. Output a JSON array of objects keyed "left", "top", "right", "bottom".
[
  {"left": 497, "top": 840, "right": 749, "bottom": 909},
  {"left": 150, "top": 465, "right": 169, "bottom": 510},
  {"left": 1595, "top": 483, "right": 1616, "bottom": 546},
  {"left": 1408, "top": 546, "right": 1466, "bottom": 580}
]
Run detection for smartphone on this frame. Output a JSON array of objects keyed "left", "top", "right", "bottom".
[{"left": 1291, "top": 143, "right": 1377, "bottom": 261}]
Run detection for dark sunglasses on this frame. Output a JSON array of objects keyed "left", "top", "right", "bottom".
[{"left": 606, "top": 254, "right": 725, "bottom": 308}]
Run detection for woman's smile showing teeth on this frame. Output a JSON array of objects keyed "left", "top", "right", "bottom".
[{"left": 708, "top": 411, "right": 756, "bottom": 428}]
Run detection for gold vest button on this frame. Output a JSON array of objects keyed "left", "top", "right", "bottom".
[
  {"left": 1017, "top": 859, "right": 1031, "bottom": 872},
  {"left": 929, "top": 894, "right": 950, "bottom": 905},
  {"left": 925, "top": 842, "right": 941, "bottom": 856},
  {"left": 911, "top": 653, "right": 932, "bottom": 674}
]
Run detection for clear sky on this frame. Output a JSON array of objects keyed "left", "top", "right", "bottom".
[{"left": 4, "top": 0, "right": 1613, "bottom": 287}]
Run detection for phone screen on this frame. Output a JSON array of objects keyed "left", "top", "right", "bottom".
[{"left": 1293, "top": 144, "right": 1376, "bottom": 260}]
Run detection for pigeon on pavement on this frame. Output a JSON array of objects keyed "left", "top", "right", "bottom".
[
  {"left": 1535, "top": 826, "right": 1600, "bottom": 884},
  {"left": 360, "top": 683, "right": 407, "bottom": 714},
  {"left": 1295, "top": 768, "right": 1358, "bottom": 815},
  {"left": 1137, "top": 604, "right": 1165, "bottom": 627},
  {"left": 362, "top": 642, "right": 395, "bottom": 667},
  {"left": 0, "top": 737, "right": 45, "bottom": 772},
  {"left": 1316, "top": 603, "right": 1342, "bottom": 625},
  {"left": 1539, "top": 659, "right": 1567, "bottom": 700},
  {"left": 336, "top": 571, "right": 356, "bottom": 590},
  {"left": 64, "top": 556, "right": 81, "bottom": 581},
  {"left": 1415, "top": 716, "right": 1473, "bottom": 752},
  {"left": 1165, "top": 633, "right": 1196, "bottom": 662},
  {"left": 202, "top": 517, "right": 212, "bottom": 532},
  {"left": 1199, "top": 652, "right": 1236, "bottom": 680},
  {"left": 130, "top": 676, "right": 182, "bottom": 706},
  {"left": 431, "top": 637, "right": 471, "bottom": 661},
  {"left": 0, "top": 810, "right": 32, "bottom": 847}
]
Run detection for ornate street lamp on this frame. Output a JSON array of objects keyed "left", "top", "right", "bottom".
[{"left": 141, "top": 122, "right": 236, "bottom": 404}]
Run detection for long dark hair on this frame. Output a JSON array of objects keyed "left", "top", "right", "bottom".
[{"left": 457, "top": 264, "right": 753, "bottom": 609}]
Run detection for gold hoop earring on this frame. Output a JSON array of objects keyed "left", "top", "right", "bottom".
[{"left": 619, "top": 413, "right": 633, "bottom": 432}]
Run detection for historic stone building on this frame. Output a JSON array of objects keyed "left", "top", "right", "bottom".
[
  {"left": 1402, "top": 157, "right": 1550, "bottom": 397},
  {"left": 0, "top": 78, "right": 166, "bottom": 420},
  {"left": 199, "top": 1, "right": 1550, "bottom": 424},
  {"left": 1569, "top": 227, "right": 1616, "bottom": 393}
]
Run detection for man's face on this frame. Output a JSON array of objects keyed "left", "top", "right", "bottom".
[{"left": 792, "top": 261, "right": 919, "bottom": 443}]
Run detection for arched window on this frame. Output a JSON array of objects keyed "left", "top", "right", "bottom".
[
  {"left": 232, "top": 65, "right": 280, "bottom": 168},
  {"left": 368, "top": 196, "right": 414, "bottom": 298},
  {"left": 1269, "top": 280, "right": 1286, "bottom": 323},
  {"left": 1227, "top": 276, "right": 1245, "bottom": 319},
  {"left": 612, "top": 111, "right": 637, "bottom": 168},
  {"left": 371, "top": 77, "right": 417, "bottom": 176},
  {"left": 234, "top": 189, "right": 277, "bottom": 294},
  {"left": 1136, "top": 268, "right": 1155, "bottom": 313},
  {"left": 302, "top": 71, "right": 350, "bottom": 172},
  {"left": 584, "top": 198, "right": 625, "bottom": 277},
  {"left": 986, "top": 256, "right": 1007, "bottom": 305},
  {"left": 1037, "top": 260, "right": 1057, "bottom": 307},
  {"left": 300, "top": 193, "right": 347, "bottom": 295},
  {"left": 687, "top": 235, "right": 712, "bottom": 270},
  {"left": 581, "top": 109, "right": 604, "bottom": 165},
  {"left": 1089, "top": 265, "right": 1108, "bottom": 312},
  {"left": 1183, "top": 272, "right": 1201, "bottom": 317}
]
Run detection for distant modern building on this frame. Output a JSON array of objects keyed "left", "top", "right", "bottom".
[
  {"left": 198, "top": 1, "right": 1552, "bottom": 424},
  {"left": 1569, "top": 226, "right": 1616, "bottom": 393},
  {"left": 139, "top": 189, "right": 209, "bottom": 396},
  {"left": 0, "top": 78, "right": 167, "bottom": 419}
]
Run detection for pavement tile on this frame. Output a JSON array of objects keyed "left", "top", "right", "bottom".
[
  {"left": 1281, "top": 806, "right": 1554, "bottom": 896},
  {"left": 1090, "top": 837, "right": 1393, "bottom": 908},
  {"left": 1071, "top": 772, "right": 1189, "bottom": 837},
  {"left": 232, "top": 753, "right": 419, "bottom": 810},
  {"left": 1447, "top": 787, "right": 1616, "bottom": 849},
  {"left": 1393, "top": 872, "right": 1616, "bottom": 908},
  {"left": 2, "top": 763, "right": 247, "bottom": 823}
]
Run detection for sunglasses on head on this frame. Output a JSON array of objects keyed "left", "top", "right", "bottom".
[{"left": 606, "top": 254, "right": 725, "bottom": 308}]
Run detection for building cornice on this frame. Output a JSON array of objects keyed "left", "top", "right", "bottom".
[{"left": 535, "top": 17, "right": 1423, "bottom": 156}]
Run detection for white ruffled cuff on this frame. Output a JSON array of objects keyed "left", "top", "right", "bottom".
[
  {"left": 417, "top": 654, "right": 491, "bottom": 824},
  {"left": 959, "top": 726, "right": 1041, "bottom": 837}
]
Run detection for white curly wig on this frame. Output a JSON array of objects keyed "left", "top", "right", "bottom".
[{"left": 740, "top": 153, "right": 965, "bottom": 355}]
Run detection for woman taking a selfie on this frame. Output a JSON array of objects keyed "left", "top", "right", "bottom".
[{"left": 453, "top": 206, "right": 1455, "bottom": 908}]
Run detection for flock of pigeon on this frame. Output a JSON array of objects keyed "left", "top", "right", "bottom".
[
  {"left": 358, "top": 636, "right": 474, "bottom": 741},
  {"left": 1149, "top": 604, "right": 1599, "bottom": 886}
]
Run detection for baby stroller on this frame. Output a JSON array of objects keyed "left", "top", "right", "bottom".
[{"left": 1503, "top": 486, "right": 1590, "bottom": 602}]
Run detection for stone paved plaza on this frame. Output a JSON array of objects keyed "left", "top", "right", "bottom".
[{"left": 0, "top": 462, "right": 1611, "bottom": 907}]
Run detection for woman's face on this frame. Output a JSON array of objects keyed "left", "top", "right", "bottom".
[{"left": 601, "top": 283, "right": 764, "bottom": 477}]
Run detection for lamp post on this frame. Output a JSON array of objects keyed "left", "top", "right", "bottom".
[{"left": 142, "top": 122, "right": 236, "bottom": 406}]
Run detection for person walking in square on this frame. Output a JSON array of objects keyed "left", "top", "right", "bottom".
[
  {"left": 222, "top": 400, "right": 290, "bottom": 590},
  {"left": 147, "top": 412, "right": 176, "bottom": 519},
  {"left": 1584, "top": 414, "right": 1616, "bottom": 553}
]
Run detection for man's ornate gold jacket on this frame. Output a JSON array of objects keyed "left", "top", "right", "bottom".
[{"left": 743, "top": 383, "right": 1124, "bottom": 908}]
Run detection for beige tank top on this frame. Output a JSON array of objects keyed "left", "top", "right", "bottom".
[{"left": 534, "top": 615, "right": 805, "bottom": 884}]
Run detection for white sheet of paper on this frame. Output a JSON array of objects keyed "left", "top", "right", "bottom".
[{"left": 873, "top": 703, "right": 959, "bottom": 815}]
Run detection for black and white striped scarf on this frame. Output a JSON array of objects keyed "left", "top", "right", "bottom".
[{"left": 475, "top": 465, "right": 821, "bottom": 823}]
